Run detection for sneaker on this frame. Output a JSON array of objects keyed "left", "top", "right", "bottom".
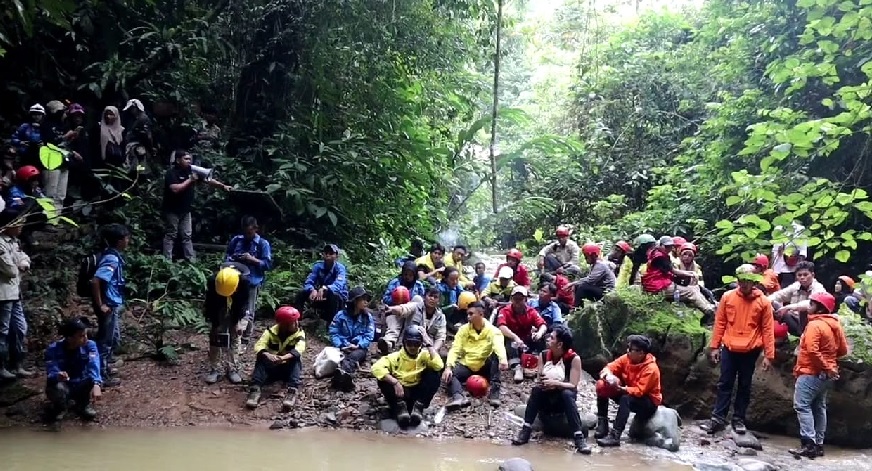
[
  {"left": 574, "top": 433, "right": 592, "bottom": 454},
  {"left": 596, "top": 429, "right": 622, "bottom": 447},
  {"left": 512, "top": 425, "right": 532, "bottom": 445},
  {"left": 0, "top": 368, "right": 17, "bottom": 380},
  {"left": 513, "top": 366, "right": 524, "bottom": 383},
  {"left": 102, "top": 377, "right": 121, "bottom": 388},
  {"left": 12, "top": 367, "right": 34, "bottom": 378},
  {"left": 377, "top": 338, "right": 392, "bottom": 356},
  {"left": 78, "top": 405, "right": 97, "bottom": 421},
  {"left": 205, "top": 369, "right": 220, "bottom": 384},
  {"left": 487, "top": 383, "right": 502, "bottom": 407},
  {"left": 245, "top": 387, "right": 261, "bottom": 409},
  {"left": 700, "top": 417, "right": 726, "bottom": 434},
  {"left": 594, "top": 417, "right": 609, "bottom": 439},
  {"left": 445, "top": 393, "right": 470, "bottom": 411},
  {"left": 226, "top": 370, "right": 242, "bottom": 384},
  {"left": 281, "top": 388, "right": 297, "bottom": 412},
  {"left": 409, "top": 402, "right": 424, "bottom": 427},
  {"left": 732, "top": 419, "right": 747, "bottom": 435}
]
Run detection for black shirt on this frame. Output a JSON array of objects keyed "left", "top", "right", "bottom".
[{"left": 162, "top": 165, "right": 195, "bottom": 214}]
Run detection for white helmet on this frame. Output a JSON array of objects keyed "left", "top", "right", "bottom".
[
  {"left": 46, "top": 100, "right": 66, "bottom": 114},
  {"left": 28, "top": 104, "right": 45, "bottom": 115}
]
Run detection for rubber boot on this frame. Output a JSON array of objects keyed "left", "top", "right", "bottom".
[
  {"left": 245, "top": 387, "right": 261, "bottom": 409},
  {"left": 573, "top": 432, "right": 592, "bottom": 455},
  {"left": 594, "top": 417, "right": 609, "bottom": 439},
  {"left": 488, "top": 383, "right": 502, "bottom": 407},
  {"left": 815, "top": 444, "right": 824, "bottom": 457},
  {"left": 597, "top": 429, "right": 622, "bottom": 447},
  {"left": 396, "top": 402, "right": 411, "bottom": 428},
  {"left": 10, "top": 354, "right": 33, "bottom": 378},
  {"left": 79, "top": 404, "right": 97, "bottom": 421},
  {"left": 788, "top": 439, "right": 817, "bottom": 459},
  {"left": 513, "top": 366, "right": 524, "bottom": 383},
  {"left": 281, "top": 388, "right": 297, "bottom": 412},
  {"left": 512, "top": 425, "right": 532, "bottom": 446},
  {"left": 409, "top": 401, "right": 424, "bottom": 427}
]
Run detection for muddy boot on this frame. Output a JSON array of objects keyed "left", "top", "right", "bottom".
[
  {"left": 815, "top": 444, "right": 824, "bottom": 457},
  {"left": 513, "top": 366, "right": 524, "bottom": 383},
  {"left": 574, "top": 432, "right": 592, "bottom": 455},
  {"left": 396, "top": 402, "right": 411, "bottom": 428},
  {"left": 512, "top": 425, "right": 532, "bottom": 446},
  {"left": 594, "top": 417, "right": 609, "bottom": 439},
  {"left": 226, "top": 370, "right": 242, "bottom": 384},
  {"left": 701, "top": 417, "right": 726, "bottom": 434},
  {"left": 281, "top": 388, "right": 297, "bottom": 412},
  {"left": 488, "top": 383, "right": 502, "bottom": 407},
  {"left": 78, "top": 405, "right": 97, "bottom": 421},
  {"left": 205, "top": 369, "right": 220, "bottom": 384},
  {"left": 377, "top": 338, "right": 392, "bottom": 356},
  {"left": 731, "top": 419, "right": 747, "bottom": 435},
  {"left": 789, "top": 439, "right": 818, "bottom": 459},
  {"left": 102, "top": 376, "right": 121, "bottom": 388},
  {"left": 409, "top": 401, "right": 424, "bottom": 427},
  {"left": 445, "top": 393, "right": 469, "bottom": 411},
  {"left": 245, "top": 387, "right": 262, "bottom": 409},
  {"left": 597, "top": 429, "right": 622, "bottom": 447}
]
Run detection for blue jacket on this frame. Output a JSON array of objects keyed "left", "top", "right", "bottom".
[
  {"left": 328, "top": 309, "right": 375, "bottom": 349},
  {"left": 11, "top": 123, "right": 42, "bottom": 154},
  {"left": 304, "top": 261, "right": 348, "bottom": 301},
  {"left": 45, "top": 339, "right": 103, "bottom": 385},
  {"left": 438, "top": 282, "right": 464, "bottom": 307},
  {"left": 529, "top": 299, "right": 564, "bottom": 328},
  {"left": 3, "top": 185, "right": 28, "bottom": 210},
  {"left": 94, "top": 249, "right": 126, "bottom": 306},
  {"left": 382, "top": 277, "right": 426, "bottom": 305},
  {"left": 473, "top": 274, "right": 491, "bottom": 293},
  {"left": 225, "top": 234, "right": 273, "bottom": 287}
]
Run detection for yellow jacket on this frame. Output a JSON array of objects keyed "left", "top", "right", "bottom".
[
  {"left": 372, "top": 347, "right": 444, "bottom": 387},
  {"left": 254, "top": 325, "right": 306, "bottom": 357},
  {"left": 415, "top": 254, "right": 442, "bottom": 281},
  {"left": 447, "top": 320, "right": 507, "bottom": 371},
  {"left": 444, "top": 256, "right": 471, "bottom": 284},
  {"left": 482, "top": 279, "right": 517, "bottom": 299}
]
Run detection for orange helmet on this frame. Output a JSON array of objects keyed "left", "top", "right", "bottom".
[{"left": 809, "top": 292, "right": 836, "bottom": 314}]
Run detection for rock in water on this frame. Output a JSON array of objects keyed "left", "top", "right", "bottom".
[
  {"left": 736, "top": 458, "right": 776, "bottom": 471},
  {"left": 693, "top": 461, "right": 742, "bottom": 471},
  {"left": 499, "top": 458, "right": 533, "bottom": 471},
  {"left": 731, "top": 431, "right": 762, "bottom": 451},
  {"left": 627, "top": 406, "right": 682, "bottom": 452}
]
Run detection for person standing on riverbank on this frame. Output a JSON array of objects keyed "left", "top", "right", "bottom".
[
  {"left": 245, "top": 306, "right": 306, "bottom": 411},
  {"left": 44, "top": 317, "right": 102, "bottom": 422},
  {"left": 788, "top": 292, "right": 848, "bottom": 459},
  {"left": 0, "top": 211, "right": 32, "bottom": 379},
  {"left": 225, "top": 216, "right": 272, "bottom": 347},
  {"left": 702, "top": 264, "right": 774, "bottom": 435},
  {"left": 90, "top": 224, "right": 129, "bottom": 388},
  {"left": 295, "top": 244, "right": 348, "bottom": 322},
  {"left": 203, "top": 263, "right": 251, "bottom": 385}
]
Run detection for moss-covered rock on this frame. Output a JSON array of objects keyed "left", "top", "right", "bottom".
[{"left": 566, "top": 287, "right": 872, "bottom": 448}]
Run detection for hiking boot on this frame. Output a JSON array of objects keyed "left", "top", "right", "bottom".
[
  {"left": 815, "top": 444, "right": 824, "bottom": 457},
  {"left": 788, "top": 439, "right": 818, "bottom": 459},
  {"left": 574, "top": 433, "right": 592, "bottom": 455},
  {"left": 512, "top": 425, "right": 532, "bottom": 446},
  {"left": 596, "top": 429, "right": 622, "bottom": 447},
  {"left": 377, "top": 338, "right": 392, "bottom": 356},
  {"left": 245, "top": 387, "right": 261, "bottom": 409},
  {"left": 205, "top": 369, "right": 220, "bottom": 384},
  {"left": 396, "top": 403, "right": 411, "bottom": 429},
  {"left": 487, "top": 383, "right": 502, "bottom": 407},
  {"left": 700, "top": 309, "right": 716, "bottom": 328},
  {"left": 281, "top": 388, "right": 297, "bottom": 412},
  {"left": 226, "top": 370, "right": 242, "bottom": 384},
  {"left": 594, "top": 417, "right": 609, "bottom": 439},
  {"left": 701, "top": 417, "right": 726, "bottom": 434},
  {"left": 445, "top": 393, "right": 470, "bottom": 411},
  {"left": 0, "top": 368, "right": 17, "bottom": 381},
  {"left": 409, "top": 402, "right": 424, "bottom": 427},
  {"left": 732, "top": 419, "right": 747, "bottom": 435},
  {"left": 102, "top": 377, "right": 121, "bottom": 388},
  {"left": 513, "top": 366, "right": 524, "bottom": 383},
  {"left": 78, "top": 405, "right": 97, "bottom": 421}
]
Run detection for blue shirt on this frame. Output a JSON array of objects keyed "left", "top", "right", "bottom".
[
  {"left": 304, "top": 261, "right": 348, "bottom": 301},
  {"left": 473, "top": 274, "right": 491, "bottom": 293},
  {"left": 45, "top": 339, "right": 102, "bottom": 385},
  {"left": 382, "top": 277, "right": 426, "bottom": 305},
  {"left": 94, "top": 249, "right": 126, "bottom": 306},
  {"left": 529, "top": 299, "right": 564, "bottom": 328},
  {"left": 225, "top": 234, "right": 272, "bottom": 286},
  {"left": 328, "top": 309, "right": 375, "bottom": 349},
  {"left": 438, "top": 282, "right": 464, "bottom": 307}
]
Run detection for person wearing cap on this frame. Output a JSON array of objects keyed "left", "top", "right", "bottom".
[
  {"left": 594, "top": 334, "right": 662, "bottom": 447},
  {"left": 328, "top": 286, "right": 375, "bottom": 392},
  {"left": 44, "top": 317, "right": 103, "bottom": 422},
  {"left": 225, "top": 216, "right": 273, "bottom": 347},
  {"left": 415, "top": 243, "right": 447, "bottom": 283},
  {"left": 834, "top": 275, "right": 860, "bottom": 313},
  {"left": 481, "top": 265, "right": 518, "bottom": 312},
  {"left": 624, "top": 234, "right": 657, "bottom": 287},
  {"left": 750, "top": 254, "right": 780, "bottom": 295},
  {"left": 496, "top": 285, "right": 547, "bottom": 383},
  {"left": 245, "top": 306, "right": 306, "bottom": 411},
  {"left": 0, "top": 210, "right": 33, "bottom": 379},
  {"left": 372, "top": 325, "right": 444, "bottom": 429},
  {"left": 702, "top": 264, "right": 775, "bottom": 435},
  {"left": 768, "top": 261, "right": 827, "bottom": 337},
  {"left": 89, "top": 224, "right": 130, "bottom": 388},
  {"left": 11, "top": 104, "right": 46, "bottom": 166},
  {"left": 295, "top": 243, "right": 349, "bottom": 321},
  {"left": 381, "top": 287, "right": 446, "bottom": 356},
  {"left": 204, "top": 263, "right": 252, "bottom": 384},
  {"left": 607, "top": 240, "right": 633, "bottom": 276},
  {"left": 443, "top": 301, "right": 509, "bottom": 409},
  {"left": 122, "top": 98, "right": 153, "bottom": 165},
  {"left": 641, "top": 236, "right": 715, "bottom": 324},
  {"left": 494, "top": 248, "right": 531, "bottom": 287},
  {"left": 566, "top": 243, "right": 615, "bottom": 307},
  {"left": 529, "top": 283, "right": 564, "bottom": 330},
  {"left": 537, "top": 226, "right": 581, "bottom": 274}
]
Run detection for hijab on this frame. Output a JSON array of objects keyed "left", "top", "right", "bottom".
[{"left": 99, "top": 106, "right": 124, "bottom": 162}]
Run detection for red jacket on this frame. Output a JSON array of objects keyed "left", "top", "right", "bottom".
[
  {"left": 641, "top": 247, "right": 673, "bottom": 293},
  {"left": 494, "top": 263, "right": 531, "bottom": 287},
  {"left": 555, "top": 274, "right": 575, "bottom": 306},
  {"left": 497, "top": 304, "right": 545, "bottom": 342}
]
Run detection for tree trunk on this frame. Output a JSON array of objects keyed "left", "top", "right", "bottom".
[{"left": 488, "top": 0, "right": 503, "bottom": 215}]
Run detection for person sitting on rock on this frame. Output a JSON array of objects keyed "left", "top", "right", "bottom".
[
  {"left": 44, "top": 317, "right": 102, "bottom": 423},
  {"left": 537, "top": 225, "right": 580, "bottom": 274},
  {"left": 382, "top": 261, "right": 425, "bottom": 307},
  {"left": 624, "top": 233, "right": 657, "bottom": 287},
  {"left": 415, "top": 243, "right": 446, "bottom": 283},
  {"left": 204, "top": 263, "right": 251, "bottom": 385},
  {"left": 788, "top": 292, "right": 848, "bottom": 459},
  {"left": 702, "top": 264, "right": 774, "bottom": 435},
  {"left": 395, "top": 238, "right": 424, "bottom": 269},
  {"left": 494, "top": 248, "right": 531, "bottom": 287},
  {"left": 443, "top": 301, "right": 508, "bottom": 409},
  {"left": 444, "top": 245, "right": 474, "bottom": 288},
  {"left": 328, "top": 286, "right": 375, "bottom": 392},
  {"left": 834, "top": 275, "right": 860, "bottom": 313},
  {"left": 594, "top": 334, "right": 662, "bottom": 447},
  {"left": 245, "top": 306, "right": 306, "bottom": 411},
  {"left": 482, "top": 266, "right": 517, "bottom": 313},
  {"left": 566, "top": 243, "right": 615, "bottom": 307},
  {"left": 472, "top": 262, "right": 490, "bottom": 295},
  {"left": 511, "top": 325, "right": 591, "bottom": 454},
  {"left": 372, "top": 326, "right": 443, "bottom": 429},
  {"left": 552, "top": 270, "right": 575, "bottom": 314},
  {"left": 294, "top": 244, "right": 348, "bottom": 322},
  {"left": 673, "top": 242, "right": 716, "bottom": 304},
  {"left": 607, "top": 240, "right": 633, "bottom": 275},
  {"left": 438, "top": 266, "right": 465, "bottom": 315},
  {"left": 529, "top": 283, "right": 563, "bottom": 331},
  {"left": 641, "top": 236, "right": 715, "bottom": 325},
  {"left": 496, "top": 285, "right": 547, "bottom": 383},
  {"left": 768, "top": 261, "right": 826, "bottom": 337},
  {"left": 751, "top": 254, "right": 780, "bottom": 295},
  {"left": 447, "top": 290, "right": 477, "bottom": 333},
  {"left": 380, "top": 287, "right": 447, "bottom": 356}
]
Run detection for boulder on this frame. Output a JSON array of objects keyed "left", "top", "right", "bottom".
[
  {"left": 512, "top": 405, "right": 597, "bottom": 437},
  {"left": 736, "top": 458, "right": 776, "bottom": 471},
  {"left": 566, "top": 288, "right": 872, "bottom": 448},
  {"left": 730, "top": 431, "right": 762, "bottom": 451},
  {"left": 498, "top": 458, "right": 533, "bottom": 471},
  {"left": 627, "top": 405, "right": 682, "bottom": 452}
]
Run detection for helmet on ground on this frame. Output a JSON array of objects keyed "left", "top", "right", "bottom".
[
  {"left": 506, "top": 248, "right": 523, "bottom": 261},
  {"left": 635, "top": 234, "right": 656, "bottom": 245},
  {"left": 498, "top": 266, "right": 514, "bottom": 279},
  {"left": 16, "top": 165, "right": 40, "bottom": 182},
  {"left": 215, "top": 266, "right": 241, "bottom": 297},
  {"left": 521, "top": 352, "right": 539, "bottom": 370},
  {"left": 774, "top": 322, "right": 789, "bottom": 339},
  {"left": 556, "top": 225, "right": 571, "bottom": 237},
  {"left": 46, "top": 100, "right": 66, "bottom": 114},
  {"left": 615, "top": 241, "right": 632, "bottom": 253},
  {"left": 403, "top": 326, "right": 423, "bottom": 344},
  {"left": 465, "top": 375, "right": 489, "bottom": 398},
  {"left": 753, "top": 254, "right": 770, "bottom": 269},
  {"left": 672, "top": 236, "right": 687, "bottom": 246},
  {"left": 458, "top": 291, "right": 477, "bottom": 310},
  {"left": 391, "top": 286, "right": 411, "bottom": 305},
  {"left": 275, "top": 306, "right": 300, "bottom": 325},
  {"left": 595, "top": 379, "right": 621, "bottom": 398},
  {"left": 735, "top": 264, "right": 762, "bottom": 282},
  {"left": 68, "top": 103, "right": 85, "bottom": 115},
  {"left": 838, "top": 275, "right": 855, "bottom": 290},
  {"left": 581, "top": 243, "right": 601, "bottom": 257},
  {"left": 809, "top": 292, "right": 836, "bottom": 314},
  {"left": 658, "top": 236, "right": 675, "bottom": 247},
  {"left": 28, "top": 104, "right": 45, "bottom": 115},
  {"left": 679, "top": 243, "right": 696, "bottom": 254}
]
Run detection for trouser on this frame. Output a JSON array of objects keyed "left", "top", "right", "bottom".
[
  {"left": 95, "top": 305, "right": 122, "bottom": 376},
  {"left": 597, "top": 391, "right": 658, "bottom": 433},
  {"left": 574, "top": 283, "right": 604, "bottom": 307},
  {"left": 294, "top": 289, "right": 344, "bottom": 322},
  {"left": 242, "top": 284, "right": 261, "bottom": 343},
  {"left": 543, "top": 254, "right": 563, "bottom": 273},
  {"left": 209, "top": 320, "right": 240, "bottom": 372},
  {"left": 43, "top": 168, "right": 69, "bottom": 208},
  {"left": 339, "top": 348, "right": 368, "bottom": 374},
  {"left": 0, "top": 300, "right": 27, "bottom": 369},
  {"left": 524, "top": 386, "right": 585, "bottom": 435},
  {"left": 664, "top": 283, "right": 714, "bottom": 313},
  {"left": 447, "top": 355, "right": 501, "bottom": 396},
  {"left": 383, "top": 313, "right": 404, "bottom": 347},
  {"left": 794, "top": 374, "right": 833, "bottom": 444},
  {"left": 250, "top": 354, "right": 302, "bottom": 389},
  {"left": 712, "top": 347, "right": 760, "bottom": 423},
  {"left": 377, "top": 369, "right": 441, "bottom": 412},
  {"left": 162, "top": 212, "right": 195, "bottom": 261},
  {"left": 504, "top": 336, "right": 545, "bottom": 367},
  {"left": 782, "top": 312, "right": 803, "bottom": 337},
  {"left": 46, "top": 379, "right": 94, "bottom": 414}
]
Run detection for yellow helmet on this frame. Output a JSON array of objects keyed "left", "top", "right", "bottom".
[
  {"left": 458, "top": 291, "right": 477, "bottom": 310},
  {"left": 215, "top": 267, "right": 240, "bottom": 297}
]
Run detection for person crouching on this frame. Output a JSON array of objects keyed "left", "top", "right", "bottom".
[
  {"left": 44, "top": 317, "right": 102, "bottom": 423},
  {"left": 204, "top": 263, "right": 251, "bottom": 385},
  {"left": 372, "top": 326, "right": 443, "bottom": 429},
  {"left": 245, "top": 306, "right": 306, "bottom": 411}
]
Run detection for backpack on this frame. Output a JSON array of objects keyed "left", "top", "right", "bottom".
[{"left": 76, "top": 251, "right": 103, "bottom": 297}]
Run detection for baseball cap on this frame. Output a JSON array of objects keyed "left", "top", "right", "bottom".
[
  {"left": 511, "top": 285, "right": 529, "bottom": 297},
  {"left": 322, "top": 243, "right": 340, "bottom": 254},
  {"left": 498, "top": 266, "right": 514, "bottom": 279}
]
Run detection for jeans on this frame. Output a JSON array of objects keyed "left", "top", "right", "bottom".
[
  {"left": 524, "top": 386, "right": 585, "bottom": 435},
  {"left": 43, "top": 168, "right": 69, "bottom": 208},
  {"left": 712, "top": 347, "right": 760, "bottom": 423},
  {"left": 448, "top": 354, "right": 501, "bottom": 396},
  {"left": 46, "top": 379, "right": 94, "bottom": 414},
  {"left": 250, "top": 354, "right": 302, "bottom": 389},
  {"left": 243, "top": 284, "right": 260, "bottom": 342},
  {"left": 377, "top": 369, "right": 440, "bottom": 412},
  {"left": 162, "top": 212, "right": 194, "bottom": 261},
  {"left": 597, "top": 391, "right": 657, "bottom": 432},
  {"left": 504, "top": 336, "right": 545, "bottom": 366},
  {"left": 574, "top": 283, "right": 604, "bottom": 307},
  {"left": 794, "top": 374, "right": 833, "bottom": 444},
  {"left": 543, "top": 254, "right": 564, "bottom": 273},
  {"left": 339, "top": 348, "right": 367, "bottom": 374},
  {"left": 96, "top": 305, "right": 123, "bottom": 376},
  {"left": 294, "top": 289, "right": 344, "bottom": 323},
  {"left": 0, "top": 300, "right": 27, "bottom": 368}
]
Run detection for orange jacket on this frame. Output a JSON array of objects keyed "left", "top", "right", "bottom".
[
  {"left": 603, "top": 353, "right": 662, "bottom": 405},
  {"left": 794, "top": 314, "right": 848, "bottom": 378},
  {"left": 710, "top": 288, "right": 775, "bottom": 360},
  {"left": 760, "top": 269, "right": 780, "bottom": 295}
]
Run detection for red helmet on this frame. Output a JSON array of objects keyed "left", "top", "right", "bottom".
[
  {"left": 506, "top": 248, "right": 523, "bottom": 261},
  {"left": 275, "top": 306, "right": 301, "bottom": 324},
  {"left": 679, "top": 242, "right": 697, "bottom": 254},
  {"left": 520, "top": 352, "right": 539, "bottom": 369},
  {"left": 774, "top": 322, "right": 789, "bottom": 339},
  {"left": 595, "top": 379, "right": 622, "bottom": 398},
  {"left": 809, "top": 292, "right": 836, "bottom": 314},
  {"left": 16, "top": 165, "right": 40, "bottom": 182},
  {"left": 615, "top": 240, "right": 632, "bottom": 253},
  {"left": 465, "top": 374, "right": 489, "bottom": 398},
  {"left": 753, "top": 254, "right": 770, "bottom": 269},
  {"left": 556, "top": 225, "right": 571, "bottom": 237},
  {"left": 391, "top": 286, "right": 411, "bottom": 305},
  {"left": 672, "top": 236, "right": 687, "bottom": 246},
  {"left": 581, "top": 243, "right": 601, "bottom": 257}
]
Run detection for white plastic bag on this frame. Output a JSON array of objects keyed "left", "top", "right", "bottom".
[{"left": 313, "top": 346, "right": 344, "bottom": 379}]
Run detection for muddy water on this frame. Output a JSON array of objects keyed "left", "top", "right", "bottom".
[{"left": 0, "top": 428, "right": 691, "bottom": 471}]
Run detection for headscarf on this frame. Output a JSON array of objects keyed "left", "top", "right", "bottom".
[{"left": 99, "top": 106, "right": 124, "bottom": 162}]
